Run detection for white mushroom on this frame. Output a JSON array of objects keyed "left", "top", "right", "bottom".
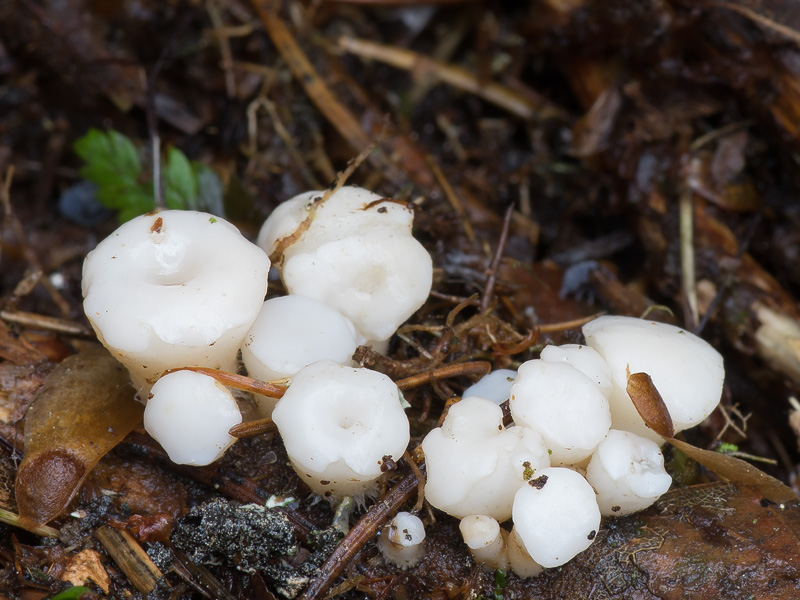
[
  {"left": 257, "top": 187, "right": 433, "bottom": 342},
  {"left": 82, "top": 210, "right": 270, "bottom": 395},
  {"left": 539, "top": 344, "right": 612, "bottom": 397},
  {"left": 585, "top": 429, "right": 672, "bottom": 516},
  {"left": 421, "top": 396, "right": 550, "bottom": 521},
  {"left": 271, "top": 360, "right": 410, "bottom": 500},
  {"left": 582, "top": 316, "right": 725, "bottom": 440},
  {"left": 511, "top": 467, "right": 601, "bottom": 568},
  {"left": 143, "top": 370, "right": 242, "bottom": 466},
  {"left": 378, "top": 512, "right": 426, "bottom": 569},
  {"left": 459, "top": 515, "right": 509, "bottom": 571},
  {"left": 462, "top": 369, "right": 517, "bottom": 405},
  {"left": 241, "top": 295, "right": 359, "bottom": 416},
  {"left": 509, "top": 360, "right": 612, "bottom": 466}
]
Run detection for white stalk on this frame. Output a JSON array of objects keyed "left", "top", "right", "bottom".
[{"left": 459, "top": 515, "right": 509, "bottom": 571}]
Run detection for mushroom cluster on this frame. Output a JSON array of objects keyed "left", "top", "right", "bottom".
[
  {"left": 423, "top": 315, "right": 725, "bottom": 576},
  {"left": 82, "top": 187, "right": 432, "bottom": 480}
]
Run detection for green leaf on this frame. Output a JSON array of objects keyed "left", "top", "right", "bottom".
[
  {"left": 164, "top": 147, "right": 198, "bottom": 210},
  {"left": 193, "top": 162, "right": 225, "bottom": 216},
  {"left": 49, "top": 586, "right": 94, "bottom": 600},
  {"left": 73, "top": 129, "right": 151, "bottom": 222}
]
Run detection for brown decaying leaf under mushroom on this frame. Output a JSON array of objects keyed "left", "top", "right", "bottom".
[
  {"left": 15, "top": 347, "right": 143, "bottom": 527},
  {"left": 626, "top": 369, "right": 798, "bottom": 505}
]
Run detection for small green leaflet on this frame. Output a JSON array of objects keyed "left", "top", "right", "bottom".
[{"left": 73, "top": 128, "right": 224, "bottom": 222}]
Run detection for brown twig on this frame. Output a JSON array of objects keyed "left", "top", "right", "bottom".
[
  {"left": 427, "top": 156, "right": 475, "bottom": 242},
  {"left": 338, "top": 36, "right": 567, "bottom": 121},
  {"left": 0, "top": 310, "right": 92, "bottom": 336},
  {"left": 164, "top": 367, "right": 288, "bottom": 398},
  {"left": 297, "top": 468, "right": 420, "bottom": 600},
  {"left": 481, "top": 204, "right": 514, "bottom": 313},
  {"left": 229, "top": 418, "right": 279, "bottom": 438},
  {"left": 394, "top": 360, "right": 491, "bottom": 390}
]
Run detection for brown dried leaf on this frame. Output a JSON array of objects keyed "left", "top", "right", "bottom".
[
  {"left": 626, "top": 370, "right": 675, "bottom": 438},
  {"left": 626, "top": 369, "right": 797, "bottom": 504},
  {"left": 15, "top": 347, "right": 142, "bottom": 526},
  {"left": 60, "top": 548, "right": 111, "bottom": 594}
]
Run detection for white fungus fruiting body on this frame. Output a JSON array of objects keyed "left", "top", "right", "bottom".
[
  {"left": 421, "top": 396, "right": 550, "bottom": 521},
  {"left": 241, "top": 295, "right": 359, "bottom": 415},
  {"left": 82, "top": 210, "right": 270, "bottom": 394},
  {"left": 257, "top": 187, "right": 433, "bottom": 342},
  {"left": 462, "top": 369, "right": 517, "bottom": 405},
  {"left": 378, "top": 512, "right": 426, "bottom": 569},
  {"left": 143, "top": 370, "right": 242, "bottom": 466},
  {"left": 459, "top": 515, "right": 509, "bottom": 571},
  {"left": 507, "top": 527, "right": 544, "bottom": 577},
  {"left": 271, "top": 360, "right": 410, "bottom": 500},
  {"left": 585, "top": 429, "right": 672, "bottom": 516},
  {"left": 512, "top": 467, "right": 601, "bottom": 568},
  {"left": 582, "top": 316, "right": 725, "bottom": 440},
  {"left": 510, "top": 360, "right": 612, "bottom": 466},
  {"left": 539, "top": 344, "right": 613, "bottom": 397}
]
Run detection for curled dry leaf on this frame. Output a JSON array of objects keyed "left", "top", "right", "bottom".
[
  {"left": 627, "top": 369, "right": 798, "bottom": 504},
  {"left": 15, "top": 347, "right": 143, "bottom": 526},
  {"left": 626, "top": 370, "right": 675, "bottom": 438}
]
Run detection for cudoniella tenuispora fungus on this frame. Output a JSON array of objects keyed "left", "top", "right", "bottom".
[
  {"left": 82, "top": 210, "right": 270, "bottom": 395},
  {"left": 257, "top": 186, "right": 433, "bottom": 342},
  {"left": 424, "top": 315, "right": 724, "bottom": 578}
]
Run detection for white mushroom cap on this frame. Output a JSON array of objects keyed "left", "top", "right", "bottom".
[
  {"left": 378, "top": 512, "right": 426, "bottom": 569},
  {"left": 143, "top": 370, "right": 242, "bottom": 465},
  {"left": 421, "top": 396, "right": 550, "bottom": 521},
  {"left": 257, "top": 187, "right": 414, "bottom": 259},
  {"left": 257, "top": 187, "right": 432, "bottom": 342},
  {"left": 271, "top": 360, "right": 410, "bottom": 500},
  {"left": 459, "top": 515, "right": 509, "bottom": 571},
  {"left": 540, "top": 344, "right": 612, "bottom": 397},
  {"left": 241, "top": 295, "right": 358, "bottom": 415},
  {"left": 585, "top": 429, "right": 672, "bottom": 516},
  {"left": 512, "top": 467, "right": 601, "bottom": 568},
  {"left": 462, "top": 369, "right": 517, "bottom": 405},
  {"left": 582, "top": 316, "right": 724, "bottom": 439},
  {"left": 509, "top": 360, "right": 612, "bottom": 466},
  {"left": 280, "top": 231, "right": 433, "bottom": 342},
  {"left": 82, "top": 210, "right": 270, "bottom": 394}
]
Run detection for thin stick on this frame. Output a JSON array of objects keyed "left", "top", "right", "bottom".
[
  {"left": 0, "top": 310, "right": 92, "bottom": 336},
  {"left": 427, "top": 156, "right": 475, "bottom": 241},
  {"left": 338, "top": 36, "right": 564, "bottom": 121},
  {"left": 394, "top": 361, "right": 491, "bottom": 390},
  {"left": 679, "top": 184, "right": 699, "bottom": 329},
  {"left": 165, "top": 367, "right": 288, "bottom": 398},
  {"left": 481, "top": 204, "right": 514, "bottom": 313},
  {"left": 0, "top": 507, "right": 58, "bottom": 538},
  {"left": 229, "top": 418, "right": 279, "bottom": 438},
  {"left": 404, "top": 450, "right": 426, "bottom": 514}
]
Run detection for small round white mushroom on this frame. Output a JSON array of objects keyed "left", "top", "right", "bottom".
[
  {"left": 378, "top": 512, "right": 426, "bottom": 569},
  {"left": 271, "top": 360, "right": 410, "bottom": 500},
  {"left": 582, "top": 316, "right": 725, "bottom": 440},
  {"left": 459, "top": 515, "right": 509, "bottom": 571},
  {"left": 509, "top": 360, "right": 611, "bottom": 466},
  {"left": 539, "top": 344, "right": 612, "bottom": 397},
  {"left": 462, "top": 369, "right": 517, "bottom": 405},
  {"left": 241, "top": 295, "right": 359, "bottom": 415},
  {"left": 512, "top": 467, "right": 601, "bottom": 568},
  {"left": 421, "top": 396, "right": 550, "bottom": 521},
  {"left": 82, "top": 210, "right": 270, "bottom": 395},
  {"left": 585, "top": 429, "right": 672, "bottom": 516},
  {"left": 143, "top": 370, "right": 242, "bottom": 466}
]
